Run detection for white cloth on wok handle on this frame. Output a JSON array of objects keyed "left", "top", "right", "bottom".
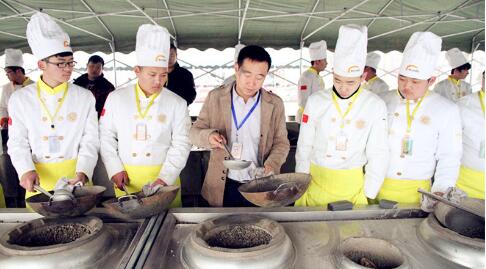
[{"left": 420, "top": 187, "right": 467, "bottom": 213}]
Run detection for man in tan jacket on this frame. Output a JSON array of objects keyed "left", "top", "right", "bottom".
[{"left": 190, "top": 45, "right": 290, "bottom": 207}]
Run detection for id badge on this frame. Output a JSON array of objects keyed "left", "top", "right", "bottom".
[
  {"left": 401, "top": 135, "right": 413, "bottom": 155},
  {"left": 480, "top": 140, "right": 485, "bottom": 159},
  {"left": 336, "top": 133, "right": 348, "bottom": 151},
  {"left": 135, "top": 123, "right": 147, "bottom": 141},
  {"left": 48, "top": 136, "right": 61, "bottom": 153},
  {"left": 231, "top": 142, "right": 243, "bottom": 159}
]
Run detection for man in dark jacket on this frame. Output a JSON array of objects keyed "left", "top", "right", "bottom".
[
  {"left": 74, "top": 55, "right": 115, "bottom": 118},
  {"left": 166, "top": 44, "right": 196, "bottom": 105}
]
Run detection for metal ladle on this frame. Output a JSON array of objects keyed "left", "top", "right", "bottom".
[
  {"left": 221, "top": 142, "right": 252, "bottom": 170},
  {"left": 34, "top": 184, "right": 74, "bottom": 203}
]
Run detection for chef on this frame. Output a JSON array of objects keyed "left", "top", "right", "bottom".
[
  {"left": 8, "top": 12, "right": 99, "bottom": 199},
  {"left": 378, "top": 32, "right": 462, "bottom": 204},
  {"left": 456, "top": 71, "right": 484, "bottom": 199},
  {"left": 295, "top": 25, "right": 389, "bottom": 207},
  {"left": 100, "top": 24, "right": 191, "bottom": 207},
  {"left": 434, "top": 48, "right": 472, "bottom": 102},
  {"left": 362, "top": 52, "right": 389, "bottom": 95},
  {"left": 296, "top": 40, "right": 327, "bottom": 123}
]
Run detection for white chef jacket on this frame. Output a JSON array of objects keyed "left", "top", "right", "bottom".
[
  {"left": 458, "top": 91, "right": 484, "bottom": 171},
  {"left": 0, "top": 77, "right": 34, "bottom": 128},
  {"left": 434, "top": 77, "right": 472, "bottom": 102},
  {"left": 362, "top": 76, "right": 389, "bottom": 95},
  {"left": 227, "top": 87, "right": 261, "bottom": 182},
  {"left": 7, "top": 80, "right": 99, "bottom": 179},
  {"left": 296, "top": 68, "right": 325, "bottom": 123},
  {"left": 380, "top": 90, "right": 462, "bottom": 193},
  {"left": 100, "top": 83, "right": 191, "bottom": 185},
  {"left": 296, "top": 88, "right": 389, "bottom": 198}
]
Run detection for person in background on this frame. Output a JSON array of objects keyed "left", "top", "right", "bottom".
[
  {"left": 8, "top": 12, "right": 99, "bottom": 201},
  {"left": 73, "top": 55, "right": 115, "bottom": 118},
  {"left": 0, "top": 49, "right": 34, "bottom": 207},
  {"left": 296, "top": 40, "right": 327, "bottom": 123},
  {"left": 434, "top": 48, "right": 472, "bottom": 102},
  {"left": 362, "top": 52, "right": 389, "bottom": 95},
  {"left": 295, "top": 25, "right": 388, "bottom": 207},
  {"left": 190, "top": 45, "right": 290, "bottom": 207},
  {"left": 378, "top": 32, "right": 462, "bottom": 209},
  {"left": 100, "top": 24, "right": 191, "bottom": 207},
  {"left": 456, "top": 71, "right": 484, "bottom": 199},
  {"left": 166, "top": 43, "right": 196, "bottom": 105}
]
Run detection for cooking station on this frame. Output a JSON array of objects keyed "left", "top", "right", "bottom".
[{"left": 0, "top": 203, "right": 482, "bottom": 269}]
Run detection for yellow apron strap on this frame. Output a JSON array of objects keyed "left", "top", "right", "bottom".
[
  {"left": 120, "top": 165, "right": 182, "bottom": 208},
  {"left": 29, "top": 159, "right": 77, "bottom": 200},
  {"left": 0, "top": 184, "right": 5, "bottom": 208},
  {"left": 377, "top": 177, "right": 430, "bottom": 204},
  {"left": 295, "top": 165, "right": 367, "bottom": 207},
  {"left": 456, "top": 166, "right": 485, "bottom": 199}
]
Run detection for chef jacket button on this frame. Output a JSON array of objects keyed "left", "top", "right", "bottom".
[
  {"left": 45, "top": 156, "right": 50, "bottom": 159},
  {"left": 394, "top": 112, "right": 399, "bottom": 117},
  {"left": 59, "top": 156, "right": 64, "bottom": 159},
  {"left": 396, "top": 172, "right": 402, "bottom": 176},
  {"left": 58, "top": 136, "right": 64, "bottom": 140},
  {"left": 341, "top": 156, "right": 347, "bottom": 160},
  {"left": 326, "top": 154, "right": 332, "bottom": 158},
  {"left": 57, "top": 98, "right": 62, "bottom": 102},
  {"left": 400, "top": 154, "right": 405, "bottom": 158},
  {"left": 331, "top": 117, "right": 336, "bottom": 123},
  {"left": 132, "top": 153, "right": 137, "bottom": 157},
  {"left": 42, "top": 117, "right": 48, "bottom": 122},
  {"left": 42, "top": 136, "right": 48, "bottom": 141},
  {"left": 146, "top": 153, "right": 151, "bottom": 157}
]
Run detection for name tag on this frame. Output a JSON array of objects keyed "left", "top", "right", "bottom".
[
  {"left": 231, "top": 142, "right": 243, "bottom": 160},
  {"left": 336, "top": 134, "right": 348, "bottom": 151},
  {"left": 401, "top": 135, "right": 413, "bottom": 155},
  {"left": 135, "top": 123, "right": 147, "bottom": 141}
]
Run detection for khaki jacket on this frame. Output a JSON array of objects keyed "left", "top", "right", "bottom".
[{"left": 190, "top": 83, "right": 290, "bottom": 206}]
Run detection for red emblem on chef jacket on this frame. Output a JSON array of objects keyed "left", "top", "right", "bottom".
[
  {"left": 302, "top": 114, "right": 309, "bottom": 123},
  {"left": 300, "top": 85, "right": 307, "bottom": 91}
]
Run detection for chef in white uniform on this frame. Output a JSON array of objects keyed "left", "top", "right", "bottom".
[
  {"left": 295, "top": 25, "right": 388, "bottom": 207},
  {"left": 362, "top": 52, "right": 389, "bottom": 95},
  {"left": 100, "top": 24, "right": 191, "bottom": 207},
  {"left": 8, "top": 12, "right": 99, "bottom": 199},
  {"left": 296, "top": 40, "right": 327, "bottom": 123},
  {"left": 456, "top": 71, "right": 484, "bottom": 199},
  {"left": 378, "top": 32, "right": 462, "bottom": 205},
  {"left": 434, "top": 48, "right": 472, "bottom": 102}
]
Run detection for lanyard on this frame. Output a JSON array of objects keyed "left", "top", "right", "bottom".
[
  {"left": 448, "top": 77, "right": 462, "bottom": 96},
  {"left": 135, "top": 85, "right": 160, "bottom": 120},
  {"left": 37, "top": 83, "right": 68, "bottom": 129},
  {"left": 405, "top": 91, "right": 428, "bottom": 134},
  {"left": 332, "top": 87, "right": 363, "bottom": 128},
  {"left": 231, "top": 89, "right": 261, "bottom": 131},
  {"left": 365, "top": 76, "right": 378, "bottom": 87},
  {"left": 479, "top": 90, "right": 485, "bottom": 115}
]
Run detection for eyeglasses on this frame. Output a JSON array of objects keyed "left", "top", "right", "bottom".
[{"left": 45, "top": 60, "right": 77, "bottom": 68}]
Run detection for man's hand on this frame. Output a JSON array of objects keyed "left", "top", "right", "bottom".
[
  {"left": 0, "top": 117, "right": 8, "bottom": 129},
  {"left": 20, "top": 170, "right": 40, "bottom": 192},
  {"left": 208, "top": 132, "right": 227, "bottom": 149},
  {"left": 142, "top": 178, "right": 169, "bottom": 197},
  {"left": 111, "top": 171, "right": 129, "bottom": 190},
  {"left": 152, "top": 178, "right": 168, "bottom": 187},
  {"left": 68, "top": 172, "right": 89, "bottom": 186},
  {"left": 264, "top": 164, "right": 274, "bottom": 176},
  {"left": 421, "top": 191, "right": 446, "bottom": 213}
]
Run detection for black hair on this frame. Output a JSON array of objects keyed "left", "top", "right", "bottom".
[
  {"left": 5, "top": 66, "right": 25, "bottom": 75},
  {"left": 451, "top": 62, "right": 471, "bottom": 74},
  {"left": 237, "top": 45, "right": 271, "bottom": 71},
  {"left": 43, "top": 51, "right": 73, "bottom": 61},
  {"left": 311, "top": 60, "right": 315, "bottom": 66},
  {"left": 88, "top": 55, "right": 104, "bottom": 66},
  {"left": 170, "top": 43, "right": 177, "bottom": 51}
]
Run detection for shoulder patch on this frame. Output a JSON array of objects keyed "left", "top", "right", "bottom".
[
  {"left": 300, "top": 85, "right": 307, "bottom": 91},
  {"left": 302, "top": 114, "right": 309, "bottom": 123}
]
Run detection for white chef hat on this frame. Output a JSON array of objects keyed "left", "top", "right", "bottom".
[
  {"left": 365, "top": 52, "right": 381, "bottom": 70},
  {"left": 308, "top": 40, "right": 327, "bottom": 61},
  {"left": 136, "top": 24, "right": 171, "bottom": 68},
  {"left": 445, "top": 48, "right": 468, "bottom": 69},
  {"left": 399, "top": 32, "right": 441, "bottom": 80},
  {"left": 4, "top": 49, "right": 23, "bottom": 67},
  {"left": 234, "top": 43, "right": 246, "bottom": 63},
  {"left": 334, "top": 25, "right": 367, "bottom": 77},
  {"left": 26, "top": 12, "right": 72, "bottom": 60}
]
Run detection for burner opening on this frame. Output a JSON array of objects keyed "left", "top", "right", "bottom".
[
  {"left": 340, "top": 237, "right": 404, "bottom": 269},
  {"left": 439, "top": 208, "right": 485, "bottom": 239},
  {"left": 204, "top": 224, "right": 272, "bottom": 249},
  {"left": 9, "top": 223, "right": 94, "bottom": 247}
]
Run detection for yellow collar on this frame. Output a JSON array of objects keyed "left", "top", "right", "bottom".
[
  {"left": 22, "top": 77, "right": 31, "bottom": 86},
  {"left": 366, "top": 76, "right": 378, "bottom": 83},
  {"left": 38, "top": 77, "right": 67, "bottom": 95},
  {"left": 448, "top": 76, "right": 461, "bottom": 85},
  {"left": 308, "top": 67, "right": 319, "bottom": 75},
  {"left": 136, "top": 82, "right": 161, "bottom": 99}
]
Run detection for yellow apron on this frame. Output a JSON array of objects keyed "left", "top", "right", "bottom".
[
  {"left": 295, "top": 164, "right": 368, "bottom": 207},
  {"left": 456, "top": 165, "right": 485, "bottom": 199},
  {"left": 115, "top": 164, "right": 181, "bottom": 208},
  {"left": 27, "top": 159, "right": 77, "bottom": 200},
  {"left": 377, "top": 177, "right": 430, "bottom": 204},
  {"left": 0, "top": 184, "right": 5, "bottom": 208}
]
